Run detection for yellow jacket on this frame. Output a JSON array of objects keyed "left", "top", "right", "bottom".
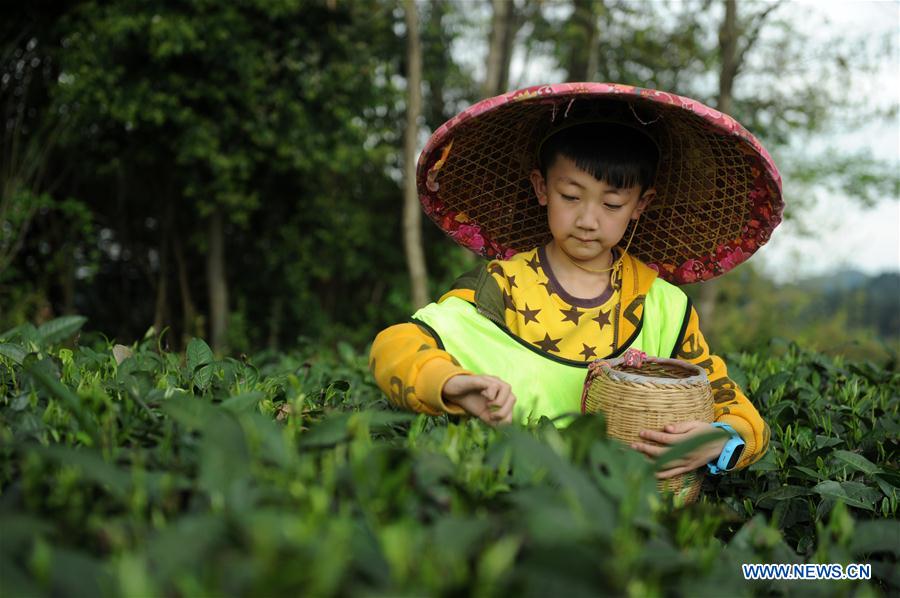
[{"left": 369, "top": 247, "right": 770, "bottom": 469}]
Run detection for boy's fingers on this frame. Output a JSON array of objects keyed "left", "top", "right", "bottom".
[
  {"left": 485, "top": 381, "right": 509, "bottom": 405},
  {"left": 630, "top": 442, "right": 666, "bottom": 457},
  {"left": 492, "top": 392, "right": 516, "bottom": 422},
  {"left": 638, "top": 430, "right": 680, "bottom": 445},
  {"left": 663, "top": 421, "right": 700, "bottom": 434},
  {"left": 488, "top": 382, "right": 510, "bottom": 404},
  {"left": 656, "top": 465, "right": 689, "bottom": 480}
]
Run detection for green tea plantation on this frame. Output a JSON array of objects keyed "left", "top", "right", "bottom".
[{"left": 1, "top": 317, "right": 897, "bottom": 596}]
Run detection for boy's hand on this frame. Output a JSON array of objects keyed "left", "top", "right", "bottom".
[
  {"left": 442, "top": 374, "right": 516, "bottom": 426},
  {"left": 630, "top": 421, "right": 727, "bottom": 479}
]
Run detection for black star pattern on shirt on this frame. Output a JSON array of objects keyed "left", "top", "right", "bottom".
[
  {"left": 488, "top": 263, "right": 504, "bottom": 276},
  {"left": 580, "top": 344, "right": 597, "bottom": 360},
  {"left": 535, "top": 333, "right": 561, "bottom": 353},
  {"left": 525, "top": 254, "right": 540, "bottom": 273},
  {"left": 502, "top": 289, "right": 515, "bottom": 311},
  {"left": 517, "top": 303, "right": 541, "bottom": 324},
  {"left": 560, "top": 306, "right": 583, "bottom": 325},
  {"left": 593, "top": 309, "right": 611, "bottom": 330},
  {"left": 506, "top": 274, "right": 518, "bottom": 289},
  {"left": 539, "top": 280, "right": 557, "bottom": 298}
]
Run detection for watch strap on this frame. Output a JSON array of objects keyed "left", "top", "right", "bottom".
[{"left": 707, "top": 422, "right": 746, "bottom": 475}]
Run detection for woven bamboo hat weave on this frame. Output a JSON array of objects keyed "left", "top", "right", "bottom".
[
  {"left": 581, "top": 355, "right": 715, "bottom": 503},
  {"left": 417, "top": 83, "right": 783, "bottom": 285}
]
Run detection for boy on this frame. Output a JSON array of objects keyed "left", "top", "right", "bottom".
[{"left": 370, "top": 83, "right": 782, "bottom": 477}]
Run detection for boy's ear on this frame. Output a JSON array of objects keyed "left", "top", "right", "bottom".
[
  {"left": 632, "top": 187, "right": 656, "bottom": 220},
  {"left": 530, "top": 169, "right": 548, "bottom": 206}
]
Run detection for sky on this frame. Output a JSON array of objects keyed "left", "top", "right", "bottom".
[
  {"left": 752, "top": 0, "right": 900, "bottom": 281},
  {"left": 456, "top": 0, "right": 900, "bottom": 282}
]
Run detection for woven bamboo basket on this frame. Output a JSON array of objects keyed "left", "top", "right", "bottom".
[{"left": 581, "top": 355, "right": 714, "bottom": 503}]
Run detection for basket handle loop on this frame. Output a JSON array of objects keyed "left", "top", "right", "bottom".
[{"left": 622, "top": 348, "right": 647, "bottom": 368}]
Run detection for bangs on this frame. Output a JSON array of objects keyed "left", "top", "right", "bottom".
[{"left": 539, "top": 122, "right": 659, "bottom": 190}]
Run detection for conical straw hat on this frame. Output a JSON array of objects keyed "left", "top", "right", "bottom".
[{"left": 417, "top": 83, "right": 783, "bottom": 285}]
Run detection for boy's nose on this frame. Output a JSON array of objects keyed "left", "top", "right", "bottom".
[{"left": 575, "top": 206, "right": 600, "bottom": 230}]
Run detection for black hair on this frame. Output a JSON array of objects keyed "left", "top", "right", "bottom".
[{"left": 538, "top": 122, "right": 659, "bottom": 192}]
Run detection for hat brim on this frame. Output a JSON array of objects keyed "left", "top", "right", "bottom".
[{"left": 416, "top": 82, "right": 783, "bottom": 285}]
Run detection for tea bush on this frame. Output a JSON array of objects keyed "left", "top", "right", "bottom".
[{"left": 0, "top": 318, "right": 897, "bottom": 596}]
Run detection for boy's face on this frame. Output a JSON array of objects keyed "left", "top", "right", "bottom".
[{"left": 530, "top": 155, "right": 654, "bottom": 268}]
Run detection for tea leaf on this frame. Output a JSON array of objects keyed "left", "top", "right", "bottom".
[
  {"left": 873, "top": 475, "right": 897, "bottom": 499},
  {"left": 162, "top": 395, "right": 220, "bottom": 429},
  {"left": 0, "top": 559, "right": 42, "bottom": 598},
  {"left": 193, "top": 363, "right": 216, "bottom": 391},
  {"left": 757, "top": 485, "right": 810, "bottom": 502},
  {"left": 199, "top": 412, "right": 252, "bottom": 507},
  {"left": 25, "top": 360, "right": 101, "bottom": 444},
  {"left": 221, "top": 391, "right": 264, "bottom": 413},
  {"left": 726, "top": 362, "right": 748, "bottom": 392},
  {"left": 0, "top": 515, "right": 53, "bottom": 553},
  {"left": 747, "top": 449, "right": 779, "bottom": 472},
  {"left": 813, "top": 480, "right": 875, "bottom": 511},
  {"left": 792, "top": 465, "right": 823, "bottom": 480},
  {"left": 186, "top": 338, "right": 214, "bottom": 371},
  {"left": 755, "top": 371, "right": 791, "bottom": 398},
  {"left": 832, "top": 450, "right": 882, "bottom": 475},
  {"left": 299, "top": 413, "right": 352, "bottom": 448},
  {"left": 814, "top": 435, "right": 843, "bottom": 450},
  {"left": 37, "top": 446, "right": 132, "bottom": 499},
  {"left": 0, "top": 322, "right": 38, "bottom": 344},
  {"left": 46, "top": 547, "right": 110, "bottom": 597},
  {"left": 145, "top": 514, "right": 227, "bottom": 579},
  {"left": 36, "top": 316, "right": 87, "bottom": 345},
  {"left": 849, "top": 520, "right": 900, "bottom": 557},
  {"left": 0, "top": 343, "right": 27, "bottom": 365}
]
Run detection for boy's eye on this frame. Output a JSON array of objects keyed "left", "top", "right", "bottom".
[
  {"left": 604, "top": 204, "right": 623, "bottom": 210},
  {"left": 561, "top": 194, "right": 578, "bottom": 201}
]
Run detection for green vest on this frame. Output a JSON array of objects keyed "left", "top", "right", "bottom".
[{"left": 412, "top": 277, "right": 688, "bottom": 426}]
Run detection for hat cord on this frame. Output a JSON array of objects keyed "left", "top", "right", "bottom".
[{"left": 557, "top": 219, "right": 639, "bottom": 285}]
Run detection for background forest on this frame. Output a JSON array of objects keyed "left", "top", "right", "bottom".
[
  {"left": 2, "top": 2, "right": 899, "bottom": 596},
  {"left": 2, "top": 0, "right": 898, "bottom": 359}
]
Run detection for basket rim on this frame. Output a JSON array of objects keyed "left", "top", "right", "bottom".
[{"left": 592, "top": 356, "right": 709, "bottom": 385}]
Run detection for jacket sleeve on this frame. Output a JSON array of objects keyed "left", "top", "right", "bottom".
[
  {"left": 369, "top": 293, "right": 476, "bottom": 416},
  {"left": 674, "top": 306, "right": 771, "bottom": 469}
]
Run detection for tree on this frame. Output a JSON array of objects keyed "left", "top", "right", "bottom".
[
  {"left": 697, "top": 0, "right": 780, "bottom": 322},
  {"left": 404, "top": 0, "right": 428, "bottom": 310},
  {"left": 565, "top": 0, "right": 601, "bottom": 81},
  {"left": 8, "top": 0, "right": 407, "bottom": 350},
  {"left": 0, "top": 1, "right": 93, "bottom": 324}
]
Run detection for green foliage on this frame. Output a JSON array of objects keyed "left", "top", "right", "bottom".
[
  {"left": 684, "top": 265, "right": 899, "bottom": 363},
  {"left": 0, "top": 318, "right": 897, "bottom": 596}
]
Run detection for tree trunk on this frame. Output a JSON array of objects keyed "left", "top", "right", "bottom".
[
  {"left": 497, "top": 0, "right": 518, "bottom": 94},
  {"left": 153, "top": 202, "right": 172, "bottom": 336},
  {"left": 426, "top": 0, "right": 448, "bottom": 126},
  {"left": 403, "top": 0, "right": 429, "bottom": 310},
  {"left": 483, "top": 0, "right": 517, "bottom": 97},
  {"left": 699, "top": 0, "right": 739, "bottom": 322},
  {"left": 60, "top": 250, "right": 75, "bottom": 315},
  {"left": 206, "top": 207, "right": 228, "bottom": 352},
  {"left": 173, "top": 232, "right": 197, "bottom": 349},
  {"left": 566, "top": 0, "right": 600, "bottom": 81},
  {"left": 717, "top": 0, "right": 738, "bottom": 116},
  {"left": 267, "top": 296, "right": 283, "bottom": 351}
]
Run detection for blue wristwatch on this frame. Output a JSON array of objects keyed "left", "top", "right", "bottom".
[{"left": 707, "top": 422, "right": 745, "bottom": 475}]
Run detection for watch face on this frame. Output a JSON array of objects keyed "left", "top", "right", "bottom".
[{"left": 726, "top": 443, "right": 745, "bottom": 470}]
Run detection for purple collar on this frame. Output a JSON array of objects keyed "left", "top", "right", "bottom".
[{"left": 537, "top": 245, "right": 615, "bottom": 308}]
